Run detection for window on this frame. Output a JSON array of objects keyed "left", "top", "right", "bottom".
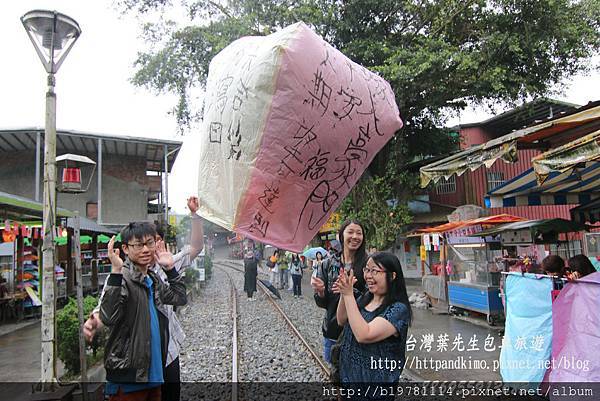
[
  {"left": 436, "top": 176, "right": 456, "bottom": 194},
  {"left": 487, "top": 171, "right": 505, "bottom": 191},
  {"left": 86, "top": 202, "right": 98, "bottom": 220}
]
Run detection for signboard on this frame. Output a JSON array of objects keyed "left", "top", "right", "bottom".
[
  {"left": 501, "top": 229, "right": 533, "bottom": 245},
  {"left": 319, "top": 212, "right": 341, "bottom": 234},
  {"left": 199, "top": 268, "right": 206, "bottom": 282}
]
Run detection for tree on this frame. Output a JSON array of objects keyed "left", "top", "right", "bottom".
[
  {"left": 117, "top": 0, "right": 599, "bottom": 248},
  {"left": 338, "top": 151, "right": 414, "bottom": 249}
]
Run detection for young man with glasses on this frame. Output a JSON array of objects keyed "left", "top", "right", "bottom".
[
  {"left": 85, "top": 197, "right": 204, "bottom": 401},
  {"left": 100, "top": 221, "right": 187, "bottom": 401}
]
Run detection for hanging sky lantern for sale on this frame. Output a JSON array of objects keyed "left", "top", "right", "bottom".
[
  {"left": 2, "top": 229, "right": 15, "bottom": 243},
  {"left": 56, "top": 154, "right": 96, "bottom": 193},
  {"left": 196, "top": 22, "right": 403, "bottom": 252}
]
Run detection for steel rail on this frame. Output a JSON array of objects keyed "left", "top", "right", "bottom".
[
  {"left": 218, "top": 266, "right": 239, "bottom": 401},
  {"left": 216, "top": 260, "right": 331, "bottom": 379}
]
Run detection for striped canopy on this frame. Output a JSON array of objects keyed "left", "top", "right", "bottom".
[
  {"left": 532, "top": 129, "right": 600, "bottom": 184},
  {"left": 420, "top": 103, "right": 600, "bottom": 188},
  {"left": 485, "top": 161, "right": 600, "bottom": 208}
]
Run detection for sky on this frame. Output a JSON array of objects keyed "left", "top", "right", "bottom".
[{"left": 2, "top": 0, "right": 599, "bottom": 214}]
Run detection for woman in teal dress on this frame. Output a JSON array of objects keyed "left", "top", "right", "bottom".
[{"left": 336, "top": 252, "right": 411, "bottom": 398}]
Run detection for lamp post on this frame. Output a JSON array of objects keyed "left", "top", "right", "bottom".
[{"left": 21, "top": 10, "right": 81, "bottom": 389}]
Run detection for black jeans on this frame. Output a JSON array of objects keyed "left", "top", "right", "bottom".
[
  {"left": 161, "top": 357, "right": 180, "bottom": 401},
  {"left": 292, "top": 274, "right": 302, "bottom": 296}
]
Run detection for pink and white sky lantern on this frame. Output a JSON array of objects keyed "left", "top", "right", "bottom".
[{"left": 196, "top": 22, "right": 403, "bottom": 252}]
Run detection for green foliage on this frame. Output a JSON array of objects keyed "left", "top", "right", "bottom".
[
  {"left": 120, "top": 0, "right": 598, "bottom": 154},
  {"left": 175, "top": 215, "right": 220, "bottom": 246},
  {"left": 338, "top": 149, "right": 413, "bottom": 250},
  {"left": 183, "top": 265, "right": 199, "bottom": 285},
  {"left": 204, "top": 252, "right": 213, "bottom": 278},
  {"left": 118, "top": 0, "right": 599, "bottom": 216},
  {"left": 164, "top": 223, "right": 179, "bottom": 247},
  {"left": 56, "top": 296, "right": 104, "bottom": 376}
]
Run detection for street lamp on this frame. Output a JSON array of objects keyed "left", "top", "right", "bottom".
[{"left": 21, "top": 10, "right": 81, "bottom": 389}]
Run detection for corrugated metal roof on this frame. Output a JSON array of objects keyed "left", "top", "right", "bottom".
[
  {"left": 65, "top": 216, "right": 116, "bottom": 235},
  {"left": 456, "top": 98, "right": 581, "bottom": 135},
  {"left": 0, "top": 128, "right": 183, "bottom": 172}
]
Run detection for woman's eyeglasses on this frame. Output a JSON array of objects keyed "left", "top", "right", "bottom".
[
  {"left": 363, "top": 267, "right": 386, "bottom": 276},
  {"left": 127, "top": 239, "right": 156, "bottom": 251}
]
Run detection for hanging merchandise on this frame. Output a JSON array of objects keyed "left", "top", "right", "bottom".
[
  {"left": 500, "top": 273, "right": 553, "bottom": 387},
  {"left": 2, "top": 229, "right": 15, "bottom": 243},
  {"left": 549, "top": 273, "right": 600, "bottom": 386},
  {"left": 4, "top": 220, "right": 10, "bottom": 231},
  {"left": 432, "top": 233, "right": 440, "bottom": 251},
  {"left": 423, "top": 234, "right": 432, "bottom": 251},
  {"left": 446, "top": 260, "right": 453, "bottom": 275}
]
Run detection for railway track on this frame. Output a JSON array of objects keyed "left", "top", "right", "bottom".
[
  {"left": 218, "top": 262, "right": 330, "bottom": 381},
  {"left": 215, "top": 261, "right": 330, "bottom": 401}
]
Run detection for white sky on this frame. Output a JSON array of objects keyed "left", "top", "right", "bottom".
[{"left": 2, "top": 1, "right": 599, "bottom": 214}]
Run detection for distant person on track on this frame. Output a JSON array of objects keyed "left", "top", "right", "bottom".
[
  {"left": 336, "top": 251, "right": 412, "bottom": 391},
  {"left": 290, "top": 253, "right": 304, "bottom": 298},
  {"left": 311, "top": 220, "right": 368, "bottom": 364},
  {"left": 85, "top": 197, "right": 204, "bottom": 401},
  {"left": 269, "top": 250, "right": 280, "bottom": 288},
  {"left": 244, "top": 248, "right": 258, "bottom": 300},
  {"left": 278, "top": 251, "right": 290, "bottom": 290},
  {"left": 312, "top": 251, "right": 325, "bottom": 277}
]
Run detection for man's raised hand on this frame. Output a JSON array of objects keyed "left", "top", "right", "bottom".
[
  {"left": 108, "top": 236, "right": 123, "bottom": 274},
  {"left": 155, "top": 239, "right": 175, "bottom": 270},
  {"left": 187, "top": 196, "right": 200, "bottom": 214}
]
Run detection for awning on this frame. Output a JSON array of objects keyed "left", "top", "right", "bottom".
[
  {"left": 532, "top": 129, "right": 600, "bottom": 184},
  {"left": 417, "top": 214, "right": 525, "bottom": 233},
  {"left": 0, "top": 191, "right": 73, "bottom": 219},
  {"left": 420, "top": 102, "right": 600, "bottom": 187},
  {"left": 470, "top": 218, "right": 589, "bottom": 237},
  {"left": 571, "top": 198, "right": 600, "bottom": 224},
  {"left": 485, "top": 162, "right": 600, "bottom": 208}
]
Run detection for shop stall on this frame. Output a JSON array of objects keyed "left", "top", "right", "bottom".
[
  {"left": 471, "top": 218, "right": 589, "bottom": 314},
  {"left": 56, "top": 218, "right": 116, "bottom": 297},
  {"left": 417, "top": 214, "right": 524, "bottom": 317},
  {"left": 0, "top": 191, "right": 73, "bottom": 321},
  {"left": 228, "top": 233, "right": 245, "bottom": 259},
  {"left": 444, "top": 228, "right": 504, "bottom": 324},
  {"left": 571, "top": 198, "right": 600, "bottom": 270}
]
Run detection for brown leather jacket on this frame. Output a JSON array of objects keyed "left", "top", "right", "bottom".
[{"left": 100, "top": 259, "right": 187, "bottom": 383}]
